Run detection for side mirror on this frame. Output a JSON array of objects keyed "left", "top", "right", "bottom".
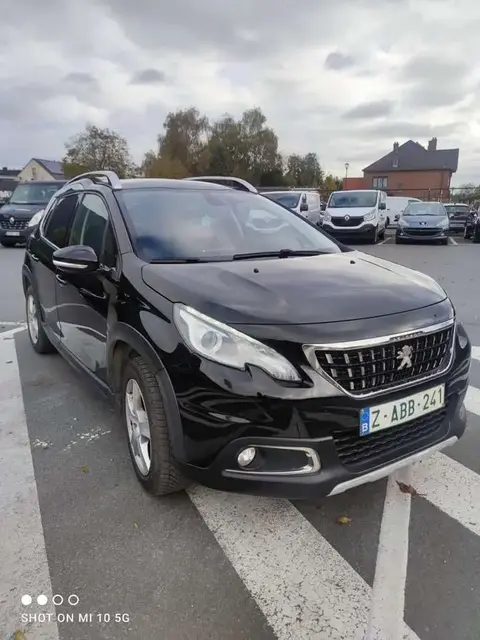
[
  {"left": 300, "top": 202, "right": 309, "bottom": 212},
  {"left": 53, "top": 245, "right": 99, "bottom": 274},
  {"left": 394, "top": 214, "right": 400, "bottom": 221},
  {"left": 379, "top": 202, "right": 386, "bottom": 210}
]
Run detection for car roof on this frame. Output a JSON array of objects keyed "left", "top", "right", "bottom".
[
  {"left": 263, "top": 190, "right": 303, "bottom": 194},
  {"left": 120, "top": 178, "right": 230, "bottom": 190}
]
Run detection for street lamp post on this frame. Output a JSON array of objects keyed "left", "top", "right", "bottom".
[{"left": 345, "top": 162, "right": 349, "bottom": 181}]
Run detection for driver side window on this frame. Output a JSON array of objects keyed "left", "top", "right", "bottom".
[{"left": 67, "top": 193, "right": 117, "bottom": 265}]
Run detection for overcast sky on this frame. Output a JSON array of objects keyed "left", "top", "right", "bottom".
[{"left": 1, "top": 0, "right": 479, "bottom": 184}]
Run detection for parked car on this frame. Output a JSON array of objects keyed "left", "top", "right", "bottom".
[
  {"left": 22, "top": 171, "right": 470, "bottom": 499},
  {"left": 386, "top": 196, "right": 422, "bottom": 228},
  {"left": 262, "top": 190, "right": 323, "bottom": 226},
  {"left": 322, "top": 189, "right": 388, "bottom": 243},
  {"left": 464, "top": 210, "right": 480, "bottom": 242},
  {"left": 444, "top": 203, "right": 471, "bottom": 234},
  {"left": 395, "top": 201, "right": 450, "bottom": 245},
  {"left": 0, "top": 180, "right": 65, "bottom": 247}
]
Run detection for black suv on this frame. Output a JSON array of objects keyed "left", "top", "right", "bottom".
[
  {"left": 22, "top": 171, "right": 471, "bottom": 499},
  {"left": 0, "top": 180, "right": 65, "bottom": 246}
]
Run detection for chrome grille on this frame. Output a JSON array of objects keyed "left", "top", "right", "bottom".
[
  {"left": 331, "top": 216, "right": 364, "bottom": 227},
  {"left": 310, "top": 324, "right": 454, "bottom": 396},
  {"left": 0, "top": 219, "right": 28, "bottom": 230}
]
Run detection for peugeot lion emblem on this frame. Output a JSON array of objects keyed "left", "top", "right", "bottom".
[
  {"left": 396, "top": 345, "right": 413, "bottom": 370},
  {"left": 9, "top": 216, "right": 14, "bottom": 224},
  {"left": 344, "top": 215, "right": 350, "bottom": 221}
]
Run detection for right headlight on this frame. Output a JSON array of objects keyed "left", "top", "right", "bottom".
[
  {"left": 173, "top": 304, "right": 301, "bottom": 382},
  {"left": 27, "top": 209, "right": 45, "bottom": 227},
  {"left": 323, "top": 212, "right": 332, "bottom": 222}
]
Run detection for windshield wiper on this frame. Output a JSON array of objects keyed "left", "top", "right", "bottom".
[
  {"left": 232, "top": 249, "right": 325, "bottom": 261},
  {"left": 149, "top": 258, "right": 207, "bottom": 264}
]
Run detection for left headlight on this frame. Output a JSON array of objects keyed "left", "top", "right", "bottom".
[
  {"left": 173, "top": 304, "right": 301, "bottom": 382},
  {"left": 364, "top": 210, "right": 376, "bottom": 221},
  {"left": 27, "top": 209, "right": 45, "bottom": 228}
]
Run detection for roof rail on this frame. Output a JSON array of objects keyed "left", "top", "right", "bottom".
[
  {"left": 65, "top": 170, "right": 122, "bottom": 190},
  {"left": 183, "top": 176, "right": 258, "bottom": 194}
]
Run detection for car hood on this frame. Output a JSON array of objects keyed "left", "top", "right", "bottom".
[
  {"left": 0, "top": 203, "right": 44, "bottom": 219},
  {"left": 141, "top": 251, "right": 448, "bottom": 325},
  {"left": 326, "top": 207, "right": 374, "bottom": 217},
  {"left": 401, "top": 215, "right": 447, "bottom": 226}
]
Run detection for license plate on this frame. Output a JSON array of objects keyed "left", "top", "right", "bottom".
[
  {"left": 5, "top": 231, "right": 20, "bottom": 236},
  {"left": 359, "top": 384, "right": 445, "bottom": 436}
]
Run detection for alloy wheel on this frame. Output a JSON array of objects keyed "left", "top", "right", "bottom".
[
  {"left": 26, "top": 294, "right": 39, "bottom": 345},
  {"left": 125, "top": 379, "right": 152, "bottom": 476}
]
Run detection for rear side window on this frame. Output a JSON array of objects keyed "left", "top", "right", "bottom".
[{"left": 43, "top": 194, "right": 81, "bottom": 248}]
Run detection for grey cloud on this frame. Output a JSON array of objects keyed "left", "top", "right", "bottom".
[
  {"left": 130, "top": 69, "right": 167, "bottom": 85},
  {"left": 324, "top": 52, "right": 355, "bottom": 71},
  {"left": 343, "top": 100, "right": 394, "bottom": 119},
  {"left": 404, "top": 84, "right": 467, "bottom": 109},
  {"left": 63, "top": 72, "right": 97, "bottom": 85},
  {"left": 362, "top": 120, "right": 463, "bottom": 138},
  {"left": 398, "top": 54, "right": 469, "bottom": 82}
]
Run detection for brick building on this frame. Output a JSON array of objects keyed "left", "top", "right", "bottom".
[{"left": 344, "top": 138, "right": 459, "bottom": 200}]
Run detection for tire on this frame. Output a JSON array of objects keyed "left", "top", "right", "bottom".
[
  {"left": 385, "top": 217, "right": 390, "bottom": 229},
  {"left": 473, "top": 232, "right": 480, "bottom": 244},
  {"left": 121, "top": 355, "right": 189, "bottom": 496},
  {"left": 25, "top": 285, "right": 56, "bottom": 354},
  {"left": 1, "top": 239, "right": 17, "bottom": 247},
  {"left": 367, "top": 226, "right": 379, "bottom": 244},
  {"left": 464, "top": 227, "right": 471, "bottom": 239},
  {"left": 440, "top": 238, "right": 448, "bottom": 246},
  {"left": 395, "top": 236, "right": 403, "bottom": 244}
]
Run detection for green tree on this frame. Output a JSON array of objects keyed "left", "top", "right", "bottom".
[
  {"left": 64, "top": 124, "right": 136, "bottom": 178},
  {"left": 285, "top": 153, "right": 323, "bottom": 187},
  {"left": 158, "top": 107, "right": 210, "bottom": 175}
]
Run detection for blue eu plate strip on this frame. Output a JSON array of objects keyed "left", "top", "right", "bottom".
[{"left": 360, "top": 408, "right": 370, "bottom": 436}]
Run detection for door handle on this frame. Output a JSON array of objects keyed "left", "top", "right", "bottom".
[
  {"left": 55, "top": 274, "right": 67, "bottom": 286},
  {"left": 31, "top": 254, "right": 39, "bottom": 262}
]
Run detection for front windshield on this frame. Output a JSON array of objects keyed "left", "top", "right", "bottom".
[
  {"left": 263, "top": 192, "right": 301, "bottom": 209},
  {"left": 403, "top": 202, "right": 447, "bottom": 216},
  {"left": 328, "top": 191, "right": 378, "bottom": 208},
  {"left": 10, "top": 183, "right": 62, "bottom": 205},
  {"left": 118, "top": 187, "right": 342, "bottom": 262}
]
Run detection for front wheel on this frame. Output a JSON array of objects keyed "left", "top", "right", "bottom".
[
  {"left": 440, "top": 238, "right": 449, "bottom": 246},
  {"left": 473, "top": 231, "right": 480, "bottom": 244},
  {"left": 121, "top": 355, "right": 189, "bottom": 496},
  {"left": 367, "top": 226, "right": 379, "bottom": 244},
  {"left": 464, "top": 227, "right": 471, "bottom": 239},
  {"left": 25, "top": 286, "right": 56, "bottom": 354},
  {"left": 1, "top": 239, "right": 17, "bottom": 247}
]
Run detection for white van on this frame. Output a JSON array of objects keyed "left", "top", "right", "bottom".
[
  {"left": 386, "top": 196, "right": 422, "bottom": 227},
  {"left": 322, "top": 189, "right": 387, "bottom": 244}
]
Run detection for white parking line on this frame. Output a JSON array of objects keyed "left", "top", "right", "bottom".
[
  {"left": 412, "top": 450, "right": 480, "bottom": 537},
  {"left": 0, "top": 336, "right": 59, "bottom": 639},
  {"left": 190, "top": 487, "right": 419, "bottom": 640},
  {"left": 449, "top": 236, "right": 458, "bottom": 245},
  {"left": 367, "top": 467, "right": 413, "bottom": 640}
]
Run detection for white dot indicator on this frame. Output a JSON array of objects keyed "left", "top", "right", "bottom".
[
  {"left": 21, "top": 595, "right": 32, "bottom": 606},
  {"left": 52, "top": 594, "right": 63, "bottom": 606},
  {"left": 37, "top": 594, "right": 48, "bottom": 606},
  {"left": 68, "top": 594, "right": 79, "bottom": 606}
]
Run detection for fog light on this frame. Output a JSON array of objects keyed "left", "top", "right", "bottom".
[{"left": 237, "top": 447, "right": 257, "bottom": 468}]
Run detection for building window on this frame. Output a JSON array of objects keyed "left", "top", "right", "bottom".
[{"left": 373, "top": 176, "right": 388, "bottom": 189}]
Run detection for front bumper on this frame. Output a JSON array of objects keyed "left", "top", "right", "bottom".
[
  {"left": 322, "top": 222, "right": 376, "bottom": 240},
  {"left": 169, "top": 322, "right": 471, "bottom": 499},
  {"left": 396, "top": 227, "right": 449, "bottom": 241},
  {"left": 0, "top": 226, "right": 30, "bottom": 243}
]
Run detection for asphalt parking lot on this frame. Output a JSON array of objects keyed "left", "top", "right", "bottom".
[{"left": 1, "top": 237, "right": 480, "bottom": 640}]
